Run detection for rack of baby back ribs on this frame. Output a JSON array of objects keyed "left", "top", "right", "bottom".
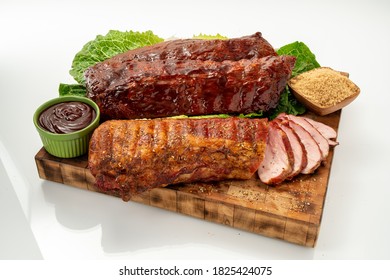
[{"left": 85, "top": 32, "right": 339, "bottom": 202}]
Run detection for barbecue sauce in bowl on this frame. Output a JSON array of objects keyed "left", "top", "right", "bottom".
[{"left": 38, "top": 101, "right": 96, "bottom": 134}]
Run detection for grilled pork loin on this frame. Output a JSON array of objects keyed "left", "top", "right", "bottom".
[
  {"left": 89, "top": 117, "right": 268, "bottom": 201},
  {"left": 88, "top": 111, "right": 337, "bottom": 198}
]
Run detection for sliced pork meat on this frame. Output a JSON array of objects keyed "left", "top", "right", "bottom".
[
  {"left": 284, "top": 119, "right": 322, "bottom": 174},
  {"left": 279, "top": 114, "right": 329, "bottom": 161},
  {"left": 302, "top": 117, "right": 339, "bottom": 146},
  {"left": 257, "top": 113, "right": 339, "bottom": 182},
  {"left": 274, "top": 119, "right": 308, "bottom": 179},
  {"left": 258, "top": 122, "right": 293, "bottom": 184}
]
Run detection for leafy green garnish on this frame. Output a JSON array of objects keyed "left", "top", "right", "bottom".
[
  {"left": 277, "top": 41, "right": 320, "bottom": 77},
  {"left": 169, "top": 114, "right": 231, "bottom": 119},
  {"left": 192, "top": 33, "right": 228, "bottom": 40},
  {"left": 69, "top": 30, "right": 164, "bottom": 84},
  {"left": 268, "top": 86, "right": 306, "bottom": 119},
  {"left": 268, "top": 41, "right": 321, "bottom": 117},
  {"left": 58, "top": 83, "right": 86, "bottom": 97},
  {"left": 238, "top": 111, "right": 264, "bottom": 118}
]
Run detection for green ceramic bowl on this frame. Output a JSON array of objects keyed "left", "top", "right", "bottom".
[{"left": 33, "top": 96, "right": 100, "bottom": 158}]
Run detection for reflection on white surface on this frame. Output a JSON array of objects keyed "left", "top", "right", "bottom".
[
  {"left": 0, "top": 158, "right": 42, "bottom": 259},
  {"left": 0, "top": 140, "right": 30, "bottom": 218},
  {"left": 38, "top": 180, "right": 314, "bottom": 259}
]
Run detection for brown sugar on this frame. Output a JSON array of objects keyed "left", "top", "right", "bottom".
[{"left": 289, "top": 67, "right": 360, "bottom": 108}]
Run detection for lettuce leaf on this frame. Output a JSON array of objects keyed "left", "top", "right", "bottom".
[
  {"left": 192, "top": 33, "right": 228, "bottom": 40},
  {"left": 69, "top": 30, "right": 164, "bottom": 84},
  {"left": 169, "top": 114, "right": 231, "bottom": 119},
  {"left": 238, "top": 111, "right": 264, "bottom": 118},
  {"left": 276, "top": 41, "right": 320, "bottom": 77},
  {"left": 58, "top": 83, "right": 86, "bottom": 97},
  {"left": 268, "top": 86, "right": 306, "bottom": 119},
  {"left": 265, "top": 41, "right": 322, "bottom": 118}
]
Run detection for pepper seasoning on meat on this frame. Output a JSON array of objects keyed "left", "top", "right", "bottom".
[{"left": 88, "top": 117, "right": 268, "bottom": 201}]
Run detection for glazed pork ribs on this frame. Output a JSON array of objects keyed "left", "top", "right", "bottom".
[{"left": 84, "top": 33, "right": 295, "bottom": 119}]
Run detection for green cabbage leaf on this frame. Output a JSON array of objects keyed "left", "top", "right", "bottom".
[
  {"left": 69, "top": 30, "right": 164, "bottom": 85},
  {"left": 267, "top": 41, "right": 321, "bottom": 118},
  {"left": 192, "top": 33, "right": 228, "bottom": 40},
  {"left": 276, "top": 41, "right": 320, "bottom": 78}
]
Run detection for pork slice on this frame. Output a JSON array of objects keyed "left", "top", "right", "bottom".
[
  {"left": 274, "top": 119, "right": 307, "bottom": 179},
  {"left": 286, "top": 120, "right": 322, "bottom": 174},
  {"left": 280, "top": 114, "right": 329, "bottom": 161},
  {"left": 302, "top": 117, "right": 339, "bottom": 146},
  {"left": 258, "top": 122, "right": 293, "bottom": 184}
]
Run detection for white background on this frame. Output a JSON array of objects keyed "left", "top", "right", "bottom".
[{"left": 1, "top": 0, "right": 390, "bottom": 262}]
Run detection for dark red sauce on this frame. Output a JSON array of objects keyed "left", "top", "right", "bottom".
[{"left": 39, "top": 101, "right": 96, "bottom": 134}]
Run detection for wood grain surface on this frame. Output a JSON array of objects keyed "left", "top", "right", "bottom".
[{"left": 35, "top": 111, "right": 341, "bottom": 247}]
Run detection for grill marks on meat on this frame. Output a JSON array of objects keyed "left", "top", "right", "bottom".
[
  {"left": 88, "top": 114, "right": 337, "bottom": 197},
  {"left": 89, "top": 117, "right": 268, "bottom": 201},
  {"left": 257, "top": 114, "right": 338, "bottom": 184},
  {"left": 84, "top": 33, "right": 295, "bottom": 120},
  {"left": 86, "top": 55, "right": 295, "bottom": 119}
]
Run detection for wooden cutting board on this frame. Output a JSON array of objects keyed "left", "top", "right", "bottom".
[{"left": 34, "top": 111, "right": 341, "bottom": 247}]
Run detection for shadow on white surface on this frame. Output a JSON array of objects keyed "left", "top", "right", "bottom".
[{"left": 41, "top": 180, "right": 315, "bottom": 259}]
